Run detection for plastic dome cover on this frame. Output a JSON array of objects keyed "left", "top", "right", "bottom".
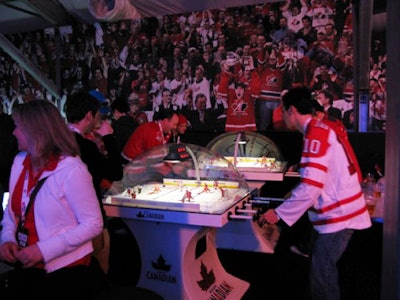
[
  {"left": 104, "top": 143, "right": 250, "bottom": 214},
  {"left": 205, "top": 131, "right": 287, "bottom": 179},
  {"left": 206, "top": 131, "right": 284, "bottom": 159}
]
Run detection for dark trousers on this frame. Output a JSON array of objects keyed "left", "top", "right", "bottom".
[{"left": 1, "top": 257, "right": 109, "bottom": 300}]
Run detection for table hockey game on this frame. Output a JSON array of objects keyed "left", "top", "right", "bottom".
[
  {"left": 225, "top": 156, "right": 287, "bottom": 181},
  {"left": 205, "top": 132, "right": 288, "bottom": 253},
  {"left": 103, "top": 143, "right": 274, "bottom": 299},
  {"left": 206, "top": 131, "right": 288, "bottom": 190}
]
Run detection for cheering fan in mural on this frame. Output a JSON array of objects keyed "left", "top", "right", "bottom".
[{"left": 217, "top": 58, "right": 257, "bottom": 132}]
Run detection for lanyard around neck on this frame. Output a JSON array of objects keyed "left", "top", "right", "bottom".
[
  {"left": 157, "top": 121, "right": 168, "bottom": 144},
  {"left": 19, "top": 176, "right": 48, "bottom": 227}
]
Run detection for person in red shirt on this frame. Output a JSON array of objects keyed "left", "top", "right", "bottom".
[
  {"left": 255, "top": 50, "right": 288, "bottom": 131},
  {"left": 218, "top": 61, "right": 257, "bottom": 132},
  {"left": 272, "top": 89, "right": 293, "bottom": 131},
  {"left": 122, "top": 110, "right": 179, "bottom": 162}
]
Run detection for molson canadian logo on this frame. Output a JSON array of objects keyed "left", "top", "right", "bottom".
[
  {"left": 136, "top": 211, "right": 164, "bottom": 220},
  {"left": 146, "top": 254, "right": 176, "bottom": 284},
  {"left": 197, "top": 261, "right": 234, "bottom": 299}
]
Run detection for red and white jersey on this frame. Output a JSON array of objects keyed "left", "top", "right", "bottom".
[
  {"left": 256, "top": 67, "right": 284, "bottom": 102},
  {"left": 217, "top": 71, "right": 257, "bottom": 131},
  {"left": 276, "top": 117, "right": 371, "bottom": 233},
  {"left": 282, "top": 6, "right": 308, "bottom": 33},
  {"left": 224, "top": 89, "right": 257, "bottom": 132}
]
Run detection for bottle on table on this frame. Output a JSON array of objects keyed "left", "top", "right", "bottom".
[
  {"left": 362, "top": 173, "right": 376, "bottom": 198},
  {"left": 362, "top": 173, "right": 377, "bottom": 215}
]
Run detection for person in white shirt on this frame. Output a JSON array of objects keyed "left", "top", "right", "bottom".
[
  {"left": 0, "top": 100, "right": 106, "bottom": 298},
  {"left": 261, "top": 87, "right": 371, "bottom": 300}
]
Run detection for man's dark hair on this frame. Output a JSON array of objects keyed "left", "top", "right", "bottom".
[
  {"left": 282, "top": 87, "right": 314, "bottom": 115},
  {"left": 234, "top": 82, "right": 246, "bottom": 89},
  {"left": 311, "top": 99, "right": 324, "bottom": 113},
  {"left": 65, "top": 90, "right": 101, "bottom": 123},
  {"left": 195, "top": 93, "right": 207, "bottom": 104},
  {"left": 153, "top": 109, "right": 177, "bottom": 121},
  {"left": 318, "top": 89, "right": 334, "bottom": 105},
  {"left": 110, "top": 97, "right": 130, "bottom": 114}
]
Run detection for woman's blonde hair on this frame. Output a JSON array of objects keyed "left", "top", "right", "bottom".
[{"left": 12, "top": 100, "right": 80, "bottom": 169}]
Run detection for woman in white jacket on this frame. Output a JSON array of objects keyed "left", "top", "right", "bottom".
[{"left": 0, "top": 100, "right": 106, "bottom": 299}]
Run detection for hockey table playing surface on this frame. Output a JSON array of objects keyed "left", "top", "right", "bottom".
[{"left": 103, "top": 179, "right": 253, "bottom": 299}]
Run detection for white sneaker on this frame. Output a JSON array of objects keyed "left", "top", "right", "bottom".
[{"left": 290, "top": 245, "right": 310, "bottom": 258}]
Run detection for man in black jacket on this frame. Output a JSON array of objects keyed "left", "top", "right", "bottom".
[
  {"left": 65, "top": 90, "right": 123, "bottom": 275},
  {"left": 110, "top": 97, "right": 139, "bottom": 157},
  {"left": 315, "top": 89, "right": 342, "bottom": 121},
  {"left": 0, "top": 105, "right": 18, "bottom": 223},
  {"left": 187, "top": 93, "right": 223, "bottom": 132}
]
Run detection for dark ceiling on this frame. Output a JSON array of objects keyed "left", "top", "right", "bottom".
[
  {"left": 0, "top": 0, "right": 283, "bottom": 35},
  {"left": 0, "top": 0, "right": 387, "bottom": 35}
]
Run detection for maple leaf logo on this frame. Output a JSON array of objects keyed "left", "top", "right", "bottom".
[
  {"left": 197, "top": 261, "right": 215, "bottom": 291},
  {"left": 151, "top": 254, "right": 171, "bottom": 271}
]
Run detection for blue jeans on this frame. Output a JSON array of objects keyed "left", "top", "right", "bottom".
[
  {"left": 257, "top": 100, "right": 280, "bottom": 131},
  {"left": 310, "top": 229, "right": 354, "bottom": 300}
]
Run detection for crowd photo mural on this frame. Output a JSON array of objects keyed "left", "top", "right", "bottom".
[{"left": 0, "top": 0, "right": 387, "bottom": 132}]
